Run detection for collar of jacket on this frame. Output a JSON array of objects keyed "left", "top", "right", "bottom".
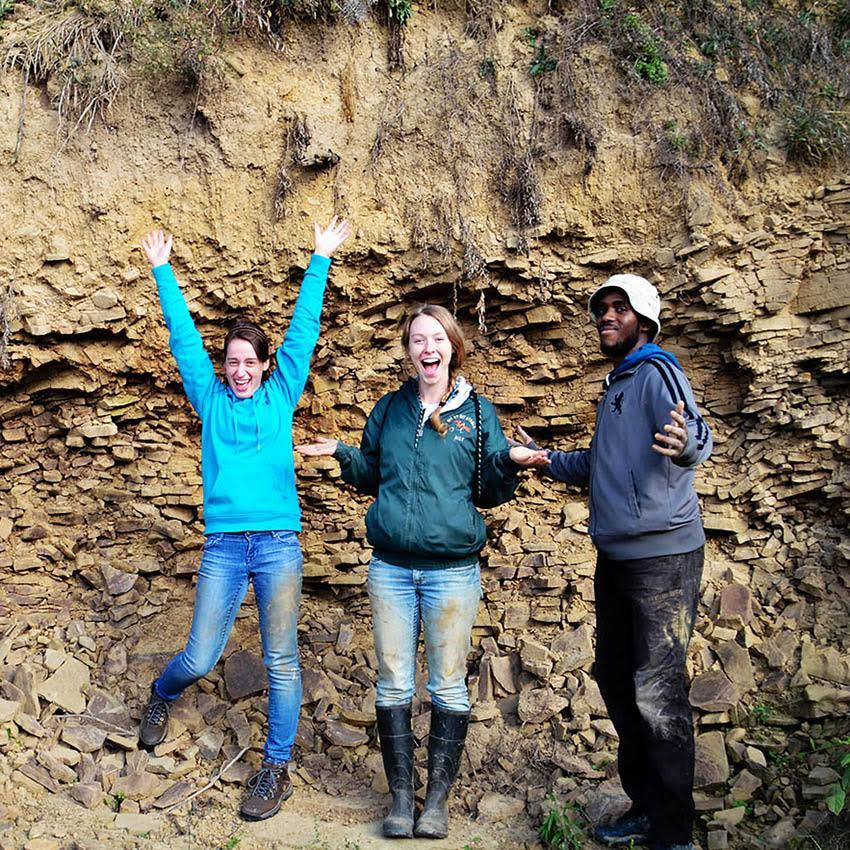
[
  {"left": 402, "top": 375, "right": 474, "bottom": 414},
  {"left": 604, "top": 342, "right": 682, "bottom": 389}
]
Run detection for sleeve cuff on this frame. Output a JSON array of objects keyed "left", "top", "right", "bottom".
[
  {"left": 332, "top": 442, "right": 352, "bottom": 463},
  {"left": 308, "top": 253, "right": 332, "bottom": 271},
  {"left": 151, "top": 262, "right": 174, "bottom": 282},
  {"left": 498, "top": 448, "right": 521, "bottom": 475}
]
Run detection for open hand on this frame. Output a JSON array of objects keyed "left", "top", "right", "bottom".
[
  {"left": 314, "top": 217, "right": 352, "bottom": 258},
  {"left": 295, "top": 437, "right": 339, "bottom": 457},
  {"left": 509, "top": 446, "right": 550, "bottom": 467},
  {"left": 652, "top": 400, "right": 688, "bottom": 458},
  {"left": 140, "top": 229, "right": 173, "bottom": 268}
]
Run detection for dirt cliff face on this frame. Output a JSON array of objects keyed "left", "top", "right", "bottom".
[{"left": 0, "top": 2, "right": 848, "bottom": 847}]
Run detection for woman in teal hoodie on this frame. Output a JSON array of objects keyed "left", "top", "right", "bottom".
[
  {"left": 297, "top": 304, "right": 546, "bottom": 839},
  {"left": 137, "top": 218, "right": 351, "bottom": 821}
]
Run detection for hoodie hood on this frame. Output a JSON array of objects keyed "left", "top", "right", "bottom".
[
  {"left": 415, "top": 375, "right": 473, "bottom": 427},
  {"left": 608, "top": 342, "right": 681, "bottom": 383}
]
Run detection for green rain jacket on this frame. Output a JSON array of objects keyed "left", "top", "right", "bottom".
[{"left": 333, "top": 377, "right": 520, "bottom": 569}]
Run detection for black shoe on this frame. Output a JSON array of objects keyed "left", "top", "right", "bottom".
[
  {"left": 593, "top": 812, "right": 650, "bottom": 846},
  {"left": 240, "top": 762, "right": 293, "bottom": 821},
  {"left": 376, "top": 705, "right": 415, "bottom": 838},
  {"left": 413, "top": 708, "right": 469, "bottom": 840},
  {"left": 139, "top": 684, "right": 170, "bottom": 748}
]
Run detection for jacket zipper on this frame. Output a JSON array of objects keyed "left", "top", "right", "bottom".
[{"left": 401, "top": 395, "right": 427, "bottom": 553}]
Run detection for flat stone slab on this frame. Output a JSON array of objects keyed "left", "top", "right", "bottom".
[
  {"left": 39, "top": 656, "right": 90, "bottom": 714},
  {"left": 224, "top": 650, "right": 267, "bottom": 700},
  {"left": 477, "top": 791, "right": 525, "bottom": 822}
]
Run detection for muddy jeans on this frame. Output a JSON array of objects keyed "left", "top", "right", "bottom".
[
  {"left": 594, "top": 547, "right": 703, "bottom": 846},
  {"left": 367, "top": 557, "right": 481, "bottom": 712},
  {"left": 153, "top": 531, "right": 303, "bottom": 764}
]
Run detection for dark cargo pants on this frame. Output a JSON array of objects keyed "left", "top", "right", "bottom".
[{"left": 593, "top": 547, "right": 703, "bottom": 846}]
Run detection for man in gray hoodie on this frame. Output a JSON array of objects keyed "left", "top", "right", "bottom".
[{"left": 538, "top": 275, "right": 712, "bottom": 850}]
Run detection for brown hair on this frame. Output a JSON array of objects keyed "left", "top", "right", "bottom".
[
  {"left": 224, "top": 319, "right": 272, "bottom": 375},
  {"left": 401, "top": 304, "right": 466, "bottom": 436}
]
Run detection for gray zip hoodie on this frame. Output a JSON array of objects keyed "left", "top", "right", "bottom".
[{"left": 547, "top": 349, "right": 712, "bottom": 559}]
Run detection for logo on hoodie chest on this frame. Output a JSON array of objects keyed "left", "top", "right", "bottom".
[
  {"left": 445, "top": 413, "right": 476, "bottom": 442},
  {"left": 610, "top": 391, "right": 625, "bottom": 416}
]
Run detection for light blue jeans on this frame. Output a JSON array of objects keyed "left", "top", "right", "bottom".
[
  {"left": 154, "top": 531, "right": 302, "bottom": 764},
  {"left": 367, "top": 556, "right": 482, "bottom": 712}
]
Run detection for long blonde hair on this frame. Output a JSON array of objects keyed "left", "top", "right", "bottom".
[{"left": 401, "top": 304, "right": 467, "bottom": 436}]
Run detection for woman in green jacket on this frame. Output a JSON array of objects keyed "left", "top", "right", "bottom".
[{"left": 297, "top": 304, "right": 546, "bottom": 839}]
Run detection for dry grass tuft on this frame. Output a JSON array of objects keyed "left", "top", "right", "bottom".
[
  {"left": 3, "top": 2, "right": 136, "bottom": 134},
  {"left": 495, "top": 78, "right": 541, "bottom": 253},
  {"left": 273, "top": 114, "right": 311, "bottom": 220}
]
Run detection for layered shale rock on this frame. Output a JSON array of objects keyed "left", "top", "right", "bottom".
[{"left": 0, "top": 5, "right": 847, "bottom": 847}]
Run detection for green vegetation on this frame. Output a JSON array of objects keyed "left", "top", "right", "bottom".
[
  {"left": 621, "top": 13, "right": 668, "bottom": 85},
  {"left": 539, "top": 795, "right": 586, "bottom": 850},
  {"left": 386, "top": 0, "right": 412, "bottom": 25},
  {"left": 750, "top": 701, "right": 772, "bottom": 725},
  {"left": 784, "top": 95, "right": 849, "bottom": 164},
  {"left": 479, "top": 57, "right": 495, "bottom": 79},
  {"left": 529, "top": 34, "right": 557, "bottom": 77},
  {"left": 220, "top": 836, "right": 240, "bottom": 850},
  {"left": 110, "top": 790, "right": 125, "bottom": 812},
  {"left": 729, "top": 797, "right": 755, "bottom": 817},
  {"left": 663, "top": 118, "right": 688, "bottom": 151},
  {"left": 827, "top": 751, "right": 850, "bottom": 815},
  {"left": 0, "top": 0, "right": 343, "bottom": 133},
  {"left": 2, "top": 0, "right": 847, "bottom": 174}
]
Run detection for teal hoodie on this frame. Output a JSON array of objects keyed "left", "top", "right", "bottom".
[
  {"left": 152, "top": 254, "right": 331, "bottom": 533},
  {"left": 333, "top": 377, "right": 520, "bottom": 569}
]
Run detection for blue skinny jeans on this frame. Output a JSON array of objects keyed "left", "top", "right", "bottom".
[
  {"left": 154, "top": 530, "right": 302, "bottom": 764},
  {"left": 367, "top": 556, "right": 481, "bottom": 712}
]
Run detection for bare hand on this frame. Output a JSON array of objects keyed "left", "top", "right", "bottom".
[
  {"left": 295, "top": 437, "right": 338, "bottom": 457},
  {"left": 314, "top": 216, "right": 352, "bottom": 258},
  {"left": 140, "top": 229, "right": 173, "bottom": 268},
  {"left": 509, "top": 446, "right": 550, "bottom": 467},
  {"left": 652, "top": 401, "right": 688, "bottom": 458}
]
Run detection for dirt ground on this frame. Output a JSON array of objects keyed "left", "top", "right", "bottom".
[{"left": 4, "top": 782, "right": 564, "bottom": 850}]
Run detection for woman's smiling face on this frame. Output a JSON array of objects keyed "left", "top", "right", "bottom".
[
  {"left": 407, "top": 313, "right": 453, "bottom": 391},
  {"left": 224, "top": 338, "right": 269, "bottom": 398}
]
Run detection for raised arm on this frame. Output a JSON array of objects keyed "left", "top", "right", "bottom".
[
  {"left": 141, "top": 229, "right": 217, "bottom": 416},
  {"left": 272, "top": 217, "right": 352, "bottom": 407}
]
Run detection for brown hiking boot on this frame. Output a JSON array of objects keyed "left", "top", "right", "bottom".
[
  {"left": 139, "top": 684, "right": 170, "bottom": 748},
  {"left": 240, "top": 762, "right": 293, "bottom": 821}
]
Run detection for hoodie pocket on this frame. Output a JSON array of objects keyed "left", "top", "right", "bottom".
[{"left": 628, "top": 469, "right": 642, "bottom": 518}]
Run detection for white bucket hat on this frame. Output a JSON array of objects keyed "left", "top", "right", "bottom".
[{"left": 588, "top": 274, "right": 661, "bottom": 340}]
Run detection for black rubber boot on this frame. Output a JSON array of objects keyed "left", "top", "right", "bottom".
[
  {"left": 376, "top": 704, "right": 415, "bottom": 838},
  {"left": 414, "top": 708, "right": 469, "bottom": 839}
]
